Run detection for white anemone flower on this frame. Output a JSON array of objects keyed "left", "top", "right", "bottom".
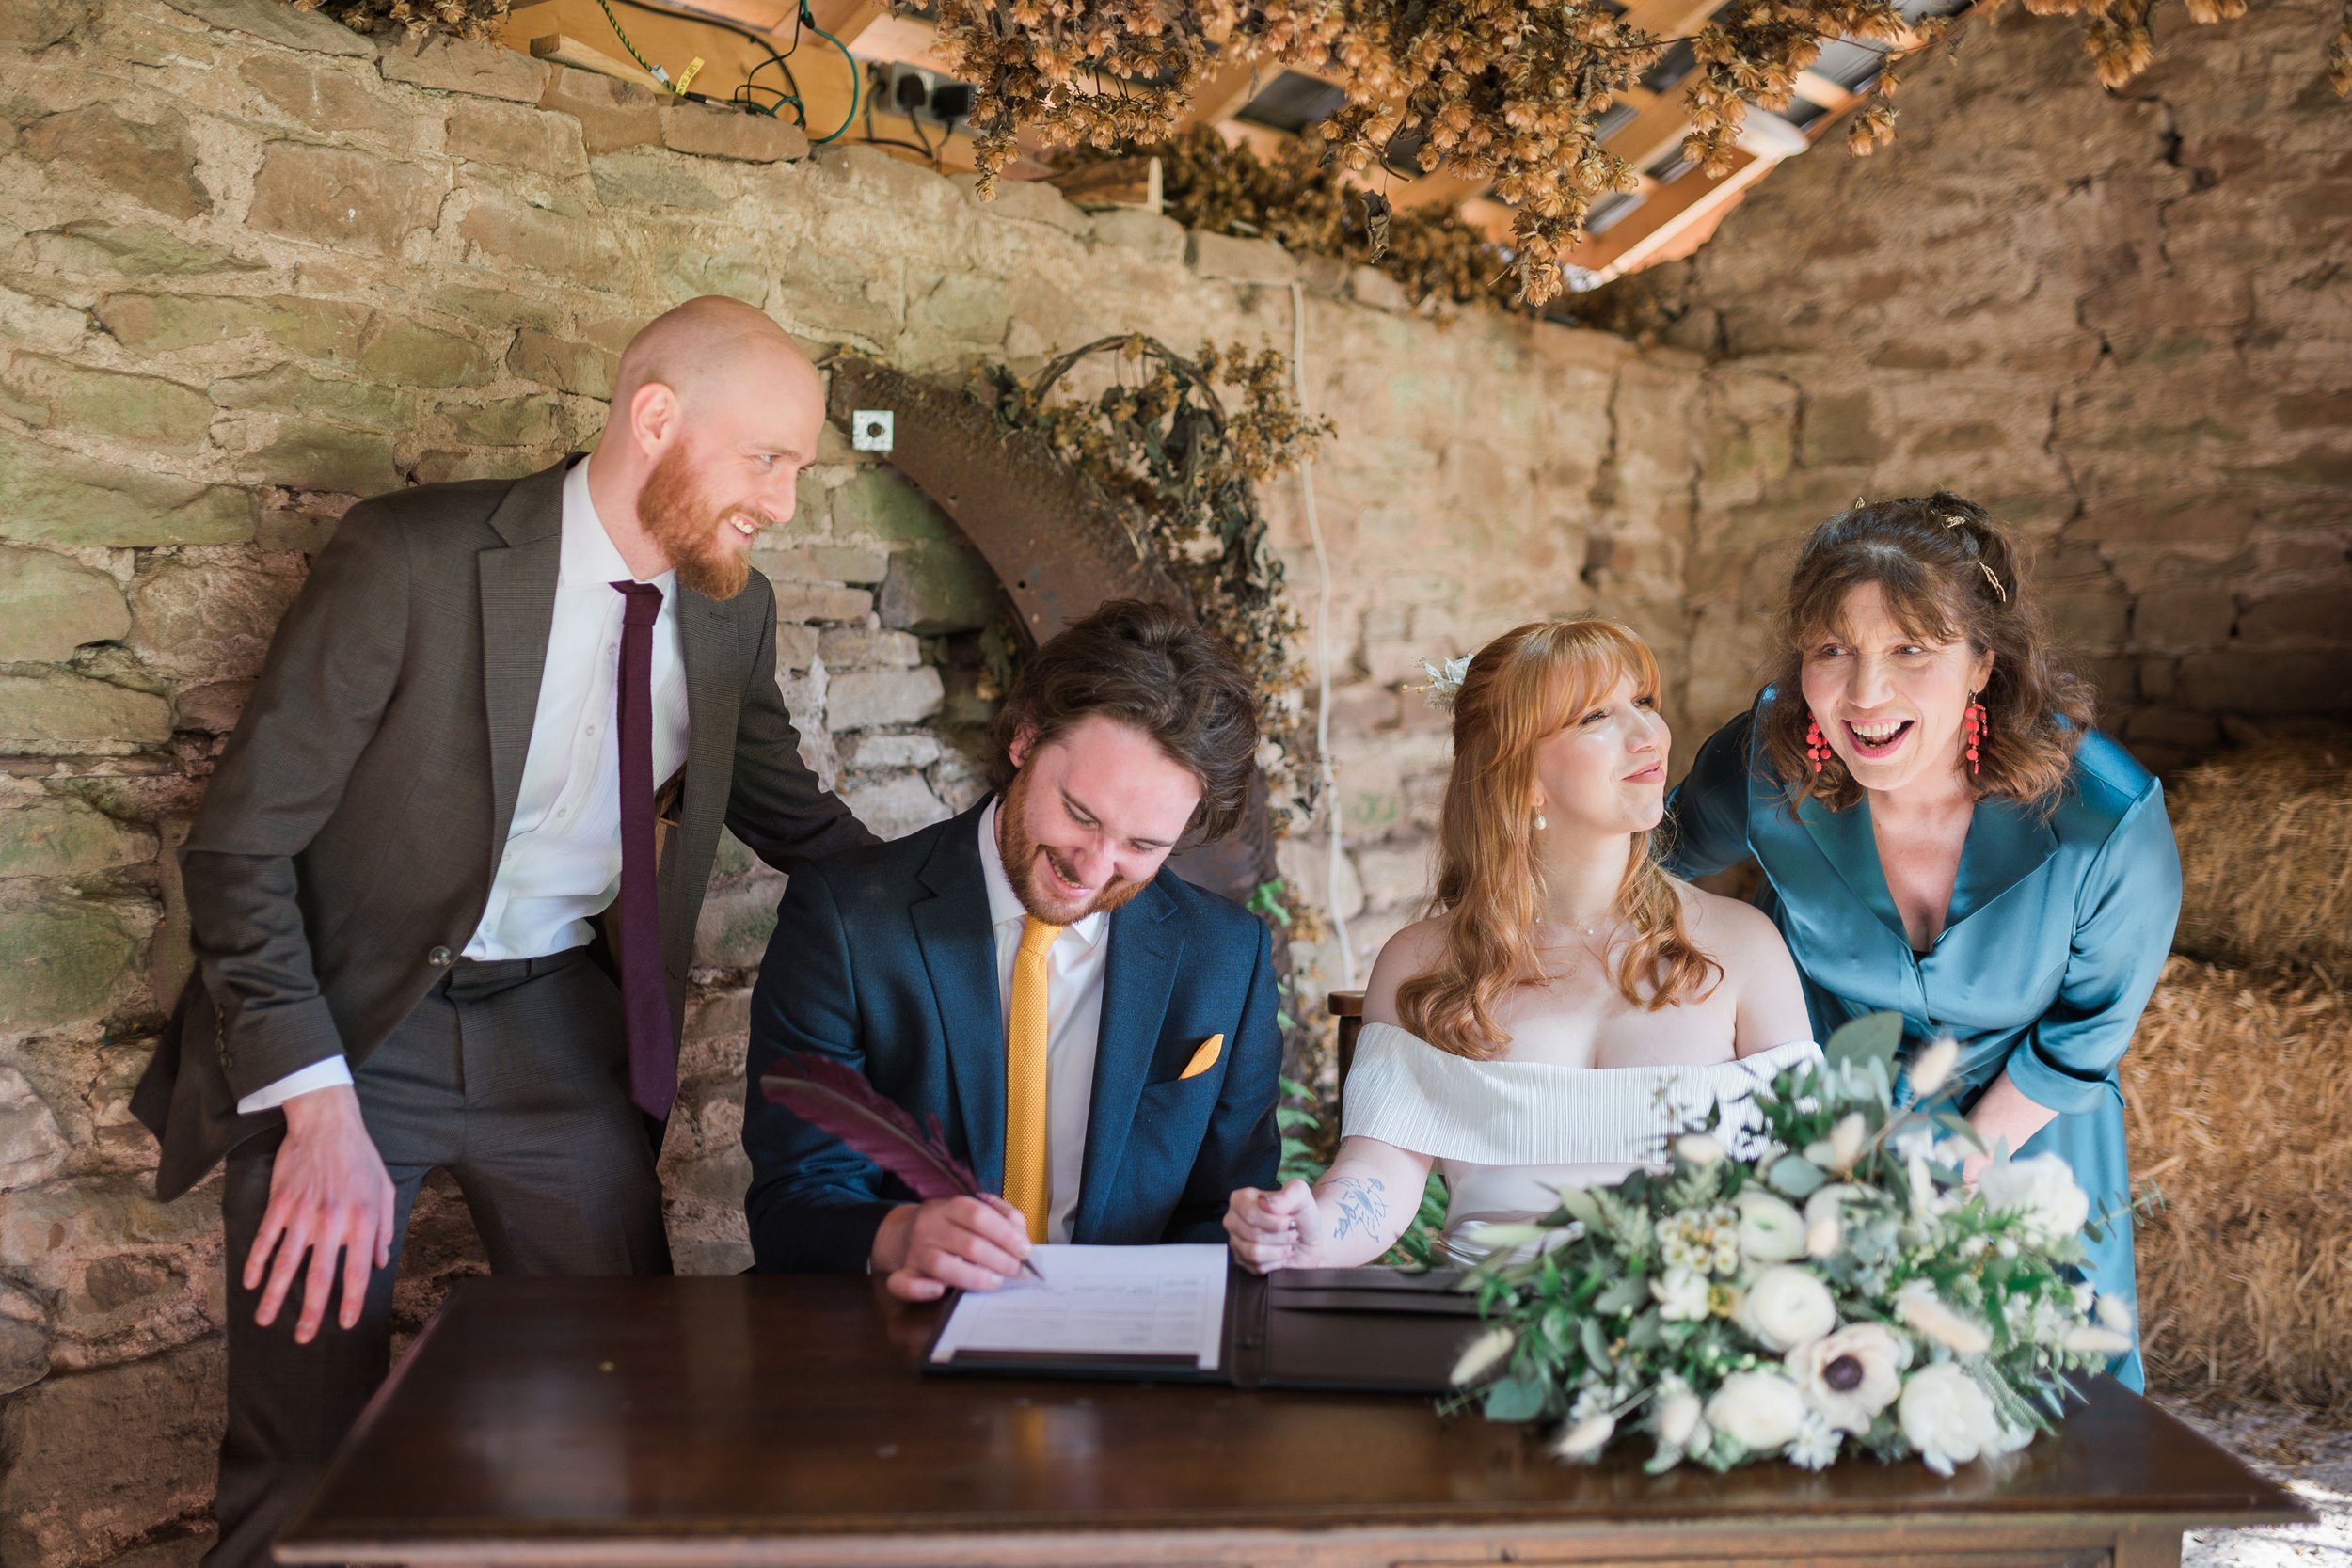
[{"left": 1787, "top": 1322, "right": 1907, "bottom": 1433}]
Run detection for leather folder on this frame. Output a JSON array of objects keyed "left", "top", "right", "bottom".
[{"left": 922, "top": 1265, "right": 1482, "bottom": 1395}]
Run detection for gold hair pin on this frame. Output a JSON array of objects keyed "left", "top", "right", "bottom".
[{"left": 1941, "top": 513, "right": 2008, "bottom": 603}]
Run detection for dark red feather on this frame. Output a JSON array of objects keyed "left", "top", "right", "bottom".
[{"left": 759, "top": 1051, "right": 982, "bottom": 1203}]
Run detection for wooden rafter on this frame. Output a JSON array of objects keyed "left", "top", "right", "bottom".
[{"left": 514, "top": 0, "right": 1890, "bottom": 284}]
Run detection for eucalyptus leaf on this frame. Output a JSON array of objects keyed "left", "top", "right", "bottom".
[
  {"left": 1483, "top": 1375, "right": 1549, "bottom": 1423},
  {"left": 1555, "top": 1185, "right": 1604, "bottom": 1228},
  {"left": 1825, "top": 1011, "right": 1904, "bottom": 1076},
  {"left": 1767, "top": 1152, "right": 1829, "bottom": 1198},
  {"left": 1932, "top": 1111, "right": 1987, "bottom": 1150},
  {"left": 1594, "top": 1275, "right": 1650, "bottom": 1315},
  {"left": 1579, "top": 1315, "right": 1613, "bottom": 1368}
]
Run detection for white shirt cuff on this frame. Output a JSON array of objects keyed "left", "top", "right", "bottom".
[{"left": 235, "top": 1056, "right": 356, "bottom": 1117}]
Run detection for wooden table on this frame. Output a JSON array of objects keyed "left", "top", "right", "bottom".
[{"left": 277, "top": 1275, "right": 2311, "bottom": 1568}]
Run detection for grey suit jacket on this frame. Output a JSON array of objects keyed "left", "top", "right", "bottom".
[{"left": 133, "top": 457, "right": 877, "bottom": 1201}]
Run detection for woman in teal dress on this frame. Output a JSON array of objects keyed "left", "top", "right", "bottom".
[{"left": 1667, "top": 493, "right": 2181, "bottom": 1390}]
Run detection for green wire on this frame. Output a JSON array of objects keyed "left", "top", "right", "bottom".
[
  {"left": 594, "top": 0, "right": 673, "bottom": 87},
  {"left": 803, "top": 5, "right": 859, "bottom": 144}
]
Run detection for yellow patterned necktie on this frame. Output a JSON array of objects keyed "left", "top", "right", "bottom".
[{"left": 1005, "top": 914, "right": 1065, "bottom": 1243}]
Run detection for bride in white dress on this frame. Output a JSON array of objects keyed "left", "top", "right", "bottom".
[{"left": 1227, "top": 618, "right": 1820, "bottom": 1270}]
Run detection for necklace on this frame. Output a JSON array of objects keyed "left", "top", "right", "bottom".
[{"left": 1537, "top": 912, "right": 1613, "bottom": 939}]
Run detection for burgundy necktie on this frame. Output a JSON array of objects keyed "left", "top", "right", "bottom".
[{"left": 611, "top": 580, "right": 674, "bottom": 1119}]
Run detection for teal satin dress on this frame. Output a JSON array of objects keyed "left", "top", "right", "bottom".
[{"left": 1667, "top": 692, "right": 2181, "bottom": 1390}]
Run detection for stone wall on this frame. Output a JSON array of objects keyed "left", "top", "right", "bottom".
[
  {"left": 0, "top": 1, "right": 1704, "bottom": 1559},
  {"left": 1653, "top": 0, "right": 2352, "bottom": 763}
]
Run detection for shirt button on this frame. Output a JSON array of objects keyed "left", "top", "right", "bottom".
[
  {"left": 555, "top": 807, "right": 568, "bottom": 819},
  {"left": 427, "top": 945, "right": 453, "bottom": 968}
]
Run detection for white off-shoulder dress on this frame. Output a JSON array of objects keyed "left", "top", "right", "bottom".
[{"left": 1341, "top": 1022, "right": 1823, "bottom": 1261}]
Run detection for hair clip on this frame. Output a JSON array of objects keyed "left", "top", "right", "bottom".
[
  {"left": 1406, "top": 655, "right": 1471, "bottom": 711},
  {"left": 1979, "top": 561, "right": 2007, "bottom": 602},
  {"left": 1940, "top": 512, "right": 1971, "bottom": 531}
]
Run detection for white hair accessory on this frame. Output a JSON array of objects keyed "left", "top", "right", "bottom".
[{"left": 1407, "top": 655, "right": 1471, "bottom": 710}]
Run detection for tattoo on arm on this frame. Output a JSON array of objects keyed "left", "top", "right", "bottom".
[{"left": 1327, "top": 1176, "right": 1389, "bottom": 1241}]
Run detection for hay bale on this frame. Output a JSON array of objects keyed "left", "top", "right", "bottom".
[
  {"left": 2169, "top": 736, "right": 2352, "bottom": 972},
  {"left": 2125, "top": 957, "right": 2352, "bottom": 1408}
]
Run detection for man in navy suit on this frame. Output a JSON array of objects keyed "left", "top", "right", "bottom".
[{"left": 741, "top": 599, "right": 1281, "bottom": 1295}]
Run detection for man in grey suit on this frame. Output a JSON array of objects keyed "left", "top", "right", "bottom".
[{"left": 132, "top": 295, "right": 877, "bottom": 1567}]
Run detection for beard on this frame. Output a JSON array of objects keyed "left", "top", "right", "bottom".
[
  {"left": 637, "top": 441, "right": 753, "bottom": 601},
  {"left": 996, "top": 768, "right": 1150, "bottom": 924}
]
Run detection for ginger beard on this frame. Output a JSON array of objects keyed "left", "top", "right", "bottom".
[
  {"left": 996, "top": 766, "right": 1152, "bottom": 925},
  {"left": 637, "top": 438, "right": 755, "bottom": 601}
]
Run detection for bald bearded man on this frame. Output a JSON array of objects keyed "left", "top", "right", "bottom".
[{"left": 133, "top": 297, "right": 880, "bottom": 1567}]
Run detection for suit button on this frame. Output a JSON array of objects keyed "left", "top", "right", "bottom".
[{"left": 427, "top": 945, "right": 453, "bottom": 968}]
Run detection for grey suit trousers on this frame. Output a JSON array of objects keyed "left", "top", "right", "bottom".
[{"left": 205, "top": 950, "right": 669, "bottom": 1568}]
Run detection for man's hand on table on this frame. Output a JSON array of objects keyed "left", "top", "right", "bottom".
[
  {"left": 247, "top": 1083, "right": 395, "bottom": 1343},
  {"left": 870, "top": 1196, "right": 1033, "bottom": 1301}
]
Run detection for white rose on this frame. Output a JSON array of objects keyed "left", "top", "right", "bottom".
[
  {"left": 1738, "top": 1263, "right": 1838, "bottom": 1353},
  {"left": 1450, "top": 1324, "right": 1516, "bottom": 1386},
  {"left": 1787, "top": 1322, "right": 1907, "bottom": 1434},
  {"left": 1651, "top": 1264, "right": 1711, "bottom": 1323},
  {"left": 1735, "top": 1190, "right": 1808, "bottom": 1263},
  {"left": 1675, "top": 1132, "right": 1727, "bottom": 1168},
  {"left": 1656, "top": 1387, "right": 1705, "bottom": 1449},
  {"left": 1894, "top": 1280, "right": 1993, "bottom": 1356},
  {"left": 1974, "top": 1153, "right": 2091, "bottom": 1247},
  {"left": 1551, "top": 1412, "right": 1615, "bottom": 1463},
  {"left": 1898, "top": 1362, "right": 2006, "bottom": 1476},
  {"left": 1705, "top": 1370, "right": 1809, "bottom": 1454}
]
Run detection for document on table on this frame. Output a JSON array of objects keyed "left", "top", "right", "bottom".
[{"left": 928, "top": 1243, "right": 1230, "bottom": 1371}]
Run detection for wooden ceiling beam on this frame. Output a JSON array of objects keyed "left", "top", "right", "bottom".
[{"left": 802, "top": 0, "right": 888, "bottom": 48}]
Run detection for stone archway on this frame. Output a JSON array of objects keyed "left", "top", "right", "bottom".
[{"left": 823, "top": 356, "right": 1286, "bottom": 928}]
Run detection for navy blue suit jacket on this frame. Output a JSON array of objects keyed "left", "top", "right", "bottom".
[{"left": 741, "top": 797, "right": 1283, "bottom": 1272}]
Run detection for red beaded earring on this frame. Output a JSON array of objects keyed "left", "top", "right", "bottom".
[
  {"left": 1963, "top": 695, "right": 1988, "bottom": 778},
  {"left": 1805, "top": 713, "right": 1831, "bottom": 772}
]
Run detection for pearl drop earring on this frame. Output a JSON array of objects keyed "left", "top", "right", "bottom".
[{"left": 1534, "top": 810, "right": 1548, "bottom": 831}]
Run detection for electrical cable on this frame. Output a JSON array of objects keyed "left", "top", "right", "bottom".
[
  {"left": 601, "top": 0, "right": 803, "bottom": 119},
  {"left": 1287, "top": 279, "right": 1354, "bottom": 991},
  {"left": 593, "top": 0, "right": 672, "bottom": 86},
  {"left": 803, "top": 8, "right": 861, "bottom": 143}
]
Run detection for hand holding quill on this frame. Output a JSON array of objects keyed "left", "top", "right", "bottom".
[{"left": 759, "top": 1050, "right": 1047, "bottom": 1285}]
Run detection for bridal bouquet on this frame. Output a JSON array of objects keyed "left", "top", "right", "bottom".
[{"left": 1449, "top": 1014, "right": 2136, "bottom": 1475}]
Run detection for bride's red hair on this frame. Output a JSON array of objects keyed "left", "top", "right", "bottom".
[{"left": 1397, "top": 619, "right": 1721, "bottom": 1060}]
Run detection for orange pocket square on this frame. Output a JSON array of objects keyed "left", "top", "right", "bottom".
[{"left": 1178, "top": 1035, "right": 1224, "bottom": 1080}]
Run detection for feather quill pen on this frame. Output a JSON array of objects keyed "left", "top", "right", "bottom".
[{"left": 759, "top": 1050, "right": 1045, "bottom": 1283}]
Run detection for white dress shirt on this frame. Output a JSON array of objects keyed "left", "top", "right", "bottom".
[
  {"left": 238, "top": 456, "right": 691, "bottom": 1115},
  {"left": 977, "top": 798, "right": 1110, "bottom": 1243}
]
